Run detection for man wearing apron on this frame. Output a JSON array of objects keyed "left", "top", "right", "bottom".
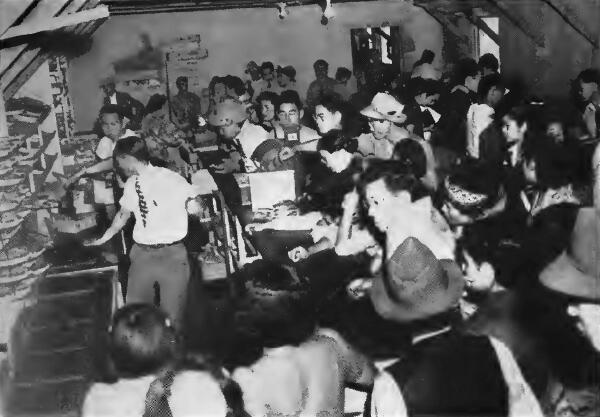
[{"left": 271, "top": 90, "right": 321, "bottom": 152}]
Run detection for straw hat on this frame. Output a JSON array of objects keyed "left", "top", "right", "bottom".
[
  {"left": 370, "top": 237, "right": 465, "bottom": 322},
  {"left": 360, "top": 92, "right": 407, "bottom": 124},
  {"left": 539, "top": 207, "right": 600, "bottom": 301}
]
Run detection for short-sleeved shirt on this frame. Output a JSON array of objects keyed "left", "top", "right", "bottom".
[
  {"left": 93, "top": 129, "right": 137, "bottom": 205},
  {"left": 119, "top": 164, "right": 198, "bottom": 245},
  {"left": 236, "top": 120, "right": 270, "bottom": 171},
  {"left": 82, "top": 371, "right": 227, "bottom": 417}
]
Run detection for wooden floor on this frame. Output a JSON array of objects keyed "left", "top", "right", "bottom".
[{"left": 2, "top": 269, "right": 115, "bottom": 417}]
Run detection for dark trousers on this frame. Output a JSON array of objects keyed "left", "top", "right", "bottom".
[{"left": 127, "top": 242, "right": 190, "bottom": 328}]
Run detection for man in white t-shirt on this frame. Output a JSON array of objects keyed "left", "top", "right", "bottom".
[{"left": 85, "top": 136, "right": 202, "bottom": 327}]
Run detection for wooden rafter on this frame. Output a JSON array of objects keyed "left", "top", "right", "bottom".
[
  {"left": 461, "top": 10, "right": 499, "bottom": 45},
  {"left": 540, "top": 0, "right": 598, "bottom": 49},
  {"left": 420, "top": 7, "right": 471, "bottom": 47},
  {"left": 0, "top": 6, "right": 109, "bottom": 41},
  {"left": 485, "top": 0, "right": 545, "bottom": 47},
  {"left": 1, "top": 0, "right": 102, "bottom": 101},
  {"left": 103, "top": 0, "right": 381, "bottom": 15},
  {"left": 2, "top": 18, "right": 104, "bottom": 101}
]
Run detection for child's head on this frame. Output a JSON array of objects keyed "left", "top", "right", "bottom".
[
  {"left": 109, "top": 304, "right": 180, "bottom": 378},
  {"left": 99, "top": 104, "right": 125, "bottom": 140}
]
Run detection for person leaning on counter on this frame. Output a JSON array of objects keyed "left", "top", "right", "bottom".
[{"left": 85, "top": 136, "right": 203, "bottom": 328}]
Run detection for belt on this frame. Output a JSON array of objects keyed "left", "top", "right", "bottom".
[{"left": 134, "top": 239, "right": 183, "bottom": 249}]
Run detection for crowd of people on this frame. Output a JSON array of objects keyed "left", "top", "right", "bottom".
[{"left": 69, "top": 50, "right": 600, "bottom": 417}]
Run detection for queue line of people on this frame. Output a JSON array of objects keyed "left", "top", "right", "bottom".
[{"left": 70, "top": 51, "right": 600, "bottom": 417}]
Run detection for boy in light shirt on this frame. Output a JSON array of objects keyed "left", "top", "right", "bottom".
[{"left": 67, "top": 104, "right": 137, "bottom": 218}]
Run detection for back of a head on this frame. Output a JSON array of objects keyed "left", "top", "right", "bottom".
[
  {"left": 335, "top": 67, "right": 352, "bottom": 82},
  {"left": 478, "top": 73, "right": 505, "bottom": 100},
  {"left": 454, "top": 58, "right": 480, "bottom": 86},
  {"left": 224, "top": 75, "right": 246, "bottom": 97},
  {"left": 523, "top": 134, "right": 576, "bottom": 188},
  {"left": 577, "top": 68, "right": 600, "bottom": 85},
  {"left": 277, "top": 90, "right": 303, "bottom": 111},
  {"left": 113, "top": 136, "right": 150, "bottom": 165},
  {"left": 109, "top": 304, "right": 179, "bottom": 378},
  {"left": 409, "top": 77, "right": 441, "bottom": 98},
  {"left": 261, "top": 61, "right": 274, "bottom": 72},
  {"left": 392, "top": 139, "right": 427, "bottom": 179},
  {"left": 359, "top": 159, "right": 430, "bottom": 202},
  {"left": 231, "top": 261, "right": 316, "bottom": 365},
  {"left": 420, "top": 49, "right": 435, "bottom": 65},
  {"left": 478, "top": 53, "right": 499, "bottom": 73}
]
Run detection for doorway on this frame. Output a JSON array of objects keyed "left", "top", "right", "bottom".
[{"left": 350, "top": 25, "right": 404, "bottom": 94}]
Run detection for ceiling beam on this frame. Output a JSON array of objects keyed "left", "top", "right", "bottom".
[
  {"left": 2, "top": 18, "right": 105, "bottom": 101},
  {"left": 103, "top": 0, "right": 381, "bottom": 15},
  {"left": 0, "top": 5, "right": 109, "bottom": 41},
  {"left": 419, "top": 7, "right": 472, "bottom": 47},
  {"left": 461, "top": 10, "right": 499, "bottom": 45},
  {"left": 0, "top": 0, "right": 41, "bottom": 37},
  {"left": 485, "top": 0, "right": 545, "bottom": 47},
  {"left": 540, "top": 0, "right": 598, "bottom": 49}
]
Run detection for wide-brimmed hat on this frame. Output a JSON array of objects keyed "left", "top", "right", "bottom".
[
  {"left": 360, "top": 92, "right": 407, "bottom": 124},
  {"left": 370, "top": 237, "right": 465, "bottom": 322},
  {"left": 208, "top": 98, "right": 248, "bottom": 127},
  {"left": 540, "top": 207, "right": 600, "bottom": 301}
]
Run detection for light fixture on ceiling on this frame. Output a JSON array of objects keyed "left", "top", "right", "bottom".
[
  {"left": 320, "top": 0, "right": 335, "bottom": 25},
  {"left": 277, "top": 2, "right": 288, "bottom": 19}
]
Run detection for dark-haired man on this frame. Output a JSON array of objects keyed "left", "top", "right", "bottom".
[
  {"left": 270, "top": 90, "right": 321, "bottom": 151},
  {"left": 306, "top": 59, "right": 337, "bottom": 109},
  {"left": 86, "top": 136, "right": 202, "bottom": 327},
  {"left": 478, "top": 53, "right": 500, "bottom": 77},
  {"left": 101, "top": 80, "right": 144, "bottom": 130},
  {"left": 436, "top": 58, "right": 481, "bottom": 157},
  {"left": 467, "top": 73, "right": 506, "bottom": 160},
  {"left": 406, "top": 78, "right": 442, "bottom": 139},
  {"left": 255, "top": 61, "right": 278, "bottom": 94},
  {"left": 170, "top": 76, "right": 201, "bottom": 133}
]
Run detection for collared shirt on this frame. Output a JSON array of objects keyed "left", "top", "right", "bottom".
[
  {"left": 119, "top": 164, "right": 198, "bottom": 244},
  {"left": 370, "top": 335, "right": 544, "bottom": 417},
  {"left": 82, "top": 371, "right": 227, "bottom": 417},
  {"left": 93, "top": 129, "right": 137, "bottom": 205},
  {"left": 109, "top": 93, "right": 117, "bottom": 105},
  {"left": 356, "top": 133, "right": 397, "bottom": 160}
]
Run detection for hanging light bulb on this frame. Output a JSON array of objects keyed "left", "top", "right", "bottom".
[
  {"left": 320, "top": 0, "right": 335, "bottom": 25},
  {"left": 277, "top": 2, "right": 288, "bottom": 20}
]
